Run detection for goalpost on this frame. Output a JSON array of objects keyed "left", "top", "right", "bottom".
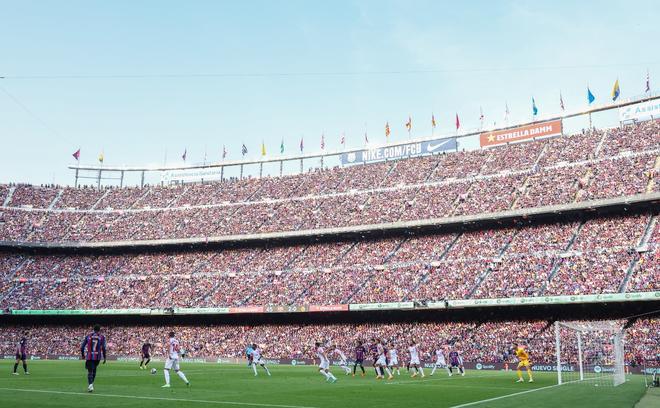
[{"left": 554, "top": 321, "right": 626, "bottom": 387}]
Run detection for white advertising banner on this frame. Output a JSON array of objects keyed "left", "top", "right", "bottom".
[
  {"left": 161, "top": 168, "right": 225, "bottom": 184},
  {"left": 619, "top": 100, "right": 660, "bottom": 121}
]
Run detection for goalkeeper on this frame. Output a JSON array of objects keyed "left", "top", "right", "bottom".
[{"left": 512, "top": 343, "right": 534, "bottom": 383}]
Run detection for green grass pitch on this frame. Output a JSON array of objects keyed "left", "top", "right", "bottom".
[{"left": 0, "top": 360, "right": 648, "bottom": 407}]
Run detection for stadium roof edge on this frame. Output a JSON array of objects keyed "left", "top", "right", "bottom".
[{"left": 66, "top": 95, "right": 660, "bottom": 173}]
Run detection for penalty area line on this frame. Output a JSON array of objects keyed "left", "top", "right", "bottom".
[
  {"left": 0, "top": 387, "right": 319, "bottom": 408},
  {"left": 448, "top": 383, "right": 564, "bottom": 407}
]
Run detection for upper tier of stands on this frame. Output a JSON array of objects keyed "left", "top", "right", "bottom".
[{"left": 0, "top": 120, "right": 658, "bottom": 243}]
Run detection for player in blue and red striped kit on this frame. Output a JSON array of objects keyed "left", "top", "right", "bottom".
[
  {"left": 12, "top": 334, "right": 29, "bottom": 375},
  {"left": 353, "top": 340, "right": 366, "bottom": 376},
  {"left": 448, "top": 348, "right": 465, "bottom": 377},
  {"left": 139, "top": 342, "right": 152, "bottom": 370},
  {"left": 80, "top": 325, "right": 106, "bottom": 392}
]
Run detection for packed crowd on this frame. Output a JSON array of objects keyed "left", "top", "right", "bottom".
[
  {"left": 0, "top": 213, "right": 655, "bottom": 311},
  {"left": 0, "top": 120, "right": 657, "bottom": 243},
  {"left": 0, "top": 319, "right": 657, "bottom": 364}
]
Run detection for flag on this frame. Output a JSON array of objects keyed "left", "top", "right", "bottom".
[
  {"left": 385, "top": 122, "right": 391, "bottom": 140},
  {"left": 405, "top": 116, "right": 412, "bottom": 132},
  {"left": 455, "top": 113, "right": 460, "bottom": 130},
  {"left": 241, "top": 144, "right": 248, "bottom": 156},
  {"left": 479, "top": 107, "right": 484, "bottom": 122},
  {"left": 532, "top": 98, "right": 538, "bottom": 116},
  {"left": 98, "top": 152, "right": 104, "bottom": 163},
  {"left": 504, "top": 102, "right": 510, "bottom": 121},
  {"left": 560, "top": 92, "right": 565, "bottom": 111},
  {"left": 300, "top": 137, "right": 304, "bottom": 152},
  {"left": 182, "top": 149, "right": 187, "bottom": 161},
  {"left": 364, "top": 131, "right": 369, "bottom": 144},
  {"left": 72, "top": 149, "right": 80, "bottom": 161},
  {"left": 611, "top": 79, "right": 620, "bottom": 101},
  {"left": 646, "top": 71, "right": 651, "bottom": 93},
  {"left": 280, "top": 139, "right": 284, "bottom": 154},
  {"left": 340, "top": 132, "right": 345, "bottom": 146},
  {"left": 431, "top": 113, "right": 436, "bottom": 128},
  {"left": 587, "top": 87, "right": 595, "bottom": 104},
  {"left": 222, "top": 145, "right": 227, "bottom": 159},
  {"left": 321, "top": 133, "right": 325, "bottom": 150},
  {"left": 261, "top": 142, "right": 266, "bottom": 156}
]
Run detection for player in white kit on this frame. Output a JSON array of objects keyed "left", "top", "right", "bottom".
[
  {"left": 315, "top": 342, "right": 337, "bottom": 383},
  {"left": 331, "top": 345, "right": 352, "bottom": 375},
  {"left": 162, "top": 331, "right": 190, "bottom": 388},
  {"left": 408, "top": 341, "right": 425, "bottom": 378},
  {"left": 388, "top": 344, "right": 401, "bottom": 376},
  {"left": 430, "top": 345, "right": 450, "bottom": 376},
  {"left": 375, "top": 340, "right": 393, "bottom": 380},
  {"left": 249, "top": 344, "right": 271, "bottom": 376}
]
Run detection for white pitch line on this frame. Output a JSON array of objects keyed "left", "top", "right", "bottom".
[
  {"left": 383, "top": 373, "right": 497, "bottom": 386},
  {"left": 0, "top": 387, "right": 319, "bottom": 408},
  {"left": 37, "top": 368, "right": 225, "bottom": 380},
  {"left": 448, "top": 383, "right": 564, "bottom": 407}
]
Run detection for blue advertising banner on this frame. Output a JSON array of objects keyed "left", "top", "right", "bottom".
[{"left": 341, "top": 138, "right": 457, "bottom": 165}]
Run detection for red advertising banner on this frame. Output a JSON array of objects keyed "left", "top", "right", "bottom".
[
  {"left": 228, "top": 306, "right": 265, "bottom": 314},
  {"left": 480, "top": 119, "right": 562, "bottom": 147},
  {"left": 309, "top": 304, "right": 349, "bottom": 312},
  {"left": 231, "top": 304, "right": 349, "bottom": 314}
]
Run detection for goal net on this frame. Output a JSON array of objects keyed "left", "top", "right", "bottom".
[{"left": 554, "top": 321, "right": 626, "bottom": 387}]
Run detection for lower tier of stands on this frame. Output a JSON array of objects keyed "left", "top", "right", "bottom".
[{"left": 0, "top": 319, "right": 657, "bottom": 365}]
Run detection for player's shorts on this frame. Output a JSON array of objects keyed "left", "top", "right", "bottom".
[
  {"left": 15, "top": 353, "right": 26, "bottom": 361},
  {"left": 85, "top": 360, "right": 101, "bottom": 370},
  {"left": 517, "top": 360, "right": 531, "bottom": 369},
  {"left": 435, "top": 359, "right": 446, "bottom": 367},
  {"left": 253, "top": 357, "right": 265, "bottom": 365},
  {"left": 389, "top": 358, "right": 399, "bottom": 366},
  {"left": 355, "top": 358, "right": 364, "bottom": 365},
  {"left": 142, "top": 352, "right": 150, "bottom": 359},
  {"left": 318, "top": 360, "right": 330, "bottom": 370},
  {"left": 410, "top": 357, "right": 420, "bottom": 365},
  {"left": 376, "top": 355, "right": 387, "bottom": 366},
  {"left": 338, "top": 359, "right": 348, "bottom": 366},
  {"left": 165, "top": 358, "right": 180, "bottom": 371}
]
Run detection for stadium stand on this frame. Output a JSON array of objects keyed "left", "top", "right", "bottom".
[
  {"left": 0, "top": 120, "right": 657, "bottom": 244},
  {"left": 0, "top": 119, "right": 657, "bottom": 374},
  {"left": 0, "top": 319, "right": 656, "bottom": 363},
  {"left": 0, "top": 211, "right": 656, "bottom": 310}
]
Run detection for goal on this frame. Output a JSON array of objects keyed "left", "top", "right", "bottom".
[{"left": 554, "top": 321, "right": 626, "bottom": 386}]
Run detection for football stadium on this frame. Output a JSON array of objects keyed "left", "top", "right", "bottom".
[{"left": 0, "top": 2, "right": 658, "bottom": 407}]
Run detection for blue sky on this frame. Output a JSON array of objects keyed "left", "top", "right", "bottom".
[{"left": 0, "top": 0, "right": 658, "bottom": 185}]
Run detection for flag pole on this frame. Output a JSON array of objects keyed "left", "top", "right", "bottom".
[
  {"left": 97, "top": 148, "right": 103, "bottom": 189},
  {"left": 75, "top": 146, "right": 81, "bottom": 188}
]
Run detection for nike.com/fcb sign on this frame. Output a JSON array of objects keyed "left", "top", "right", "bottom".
[
  {"left": 480, "top": 119, "right": 562, "bottom": 147},
  {"left": 341, "top": 138, "right": 458, "bottom": 165}
]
